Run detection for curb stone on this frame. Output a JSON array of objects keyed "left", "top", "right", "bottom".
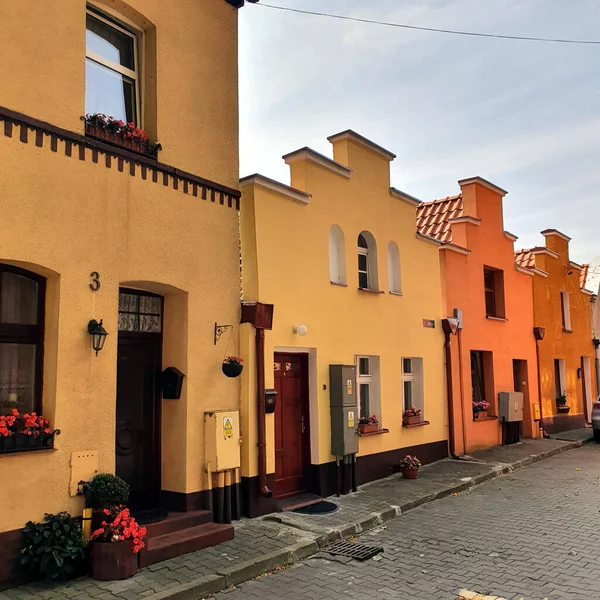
[{"left": 144, "top": 574, "right": 226, "bottom": 600}]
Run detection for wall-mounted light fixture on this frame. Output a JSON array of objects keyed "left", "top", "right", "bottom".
[
  {"left": 293, "top": 325, "right": 308, "bottom": 337},
  {"left": 88, "top": 319, "right": 108, "bottom": 356}
]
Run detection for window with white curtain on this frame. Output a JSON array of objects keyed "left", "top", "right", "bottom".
[
  {"left": 387, "top": 241, "right": 401, "bottom": 294},
  {"left": 329, "top": 225, "right": 347, "bottom": 285}
]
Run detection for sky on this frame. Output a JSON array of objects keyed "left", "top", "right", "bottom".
[{"left": 238, "top": 0, "right": 600, "bottom": 263}]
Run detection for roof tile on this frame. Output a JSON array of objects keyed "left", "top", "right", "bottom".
[{"left": 415, "top": 194, "right": 463, "bottom": 243}]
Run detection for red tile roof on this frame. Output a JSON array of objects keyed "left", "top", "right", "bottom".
[
  {"left": 515, "top": 248, "right": 539, "bottom": 270},
  {"left": 416, "top": 194, "right": 463, "bottom": 243},
  {"left": 580, "top": 264, "right": 589, "bottom": 290}
]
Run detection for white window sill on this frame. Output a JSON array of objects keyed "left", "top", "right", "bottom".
[
  {"left": 486, "top": 315, "right": 507, "bottom": 322},
  {"left": 389, "top": 291, "right": 403, "bottom": 297},
  {"left": 330, "top": 281, "right": 348, "bottom": 288},
  {"left": 358, "top": 288, "right": 385, "bottom": 294}
]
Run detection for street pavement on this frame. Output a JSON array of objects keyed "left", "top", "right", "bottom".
[{"left": 216, "top": 443, "right": 600, "bottom": 600}]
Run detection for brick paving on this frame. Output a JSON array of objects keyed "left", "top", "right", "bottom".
[
  {"left": 1, "top": 438, "right": 593, "bottom": 600},
  {"left": 217, "top": 443, "right": 600, "bottom": 600}
]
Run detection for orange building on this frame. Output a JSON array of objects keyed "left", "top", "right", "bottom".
[
  {"left": 417, "top": 177, "right": 539, "bottom": 454},
  {"left": 515, "top": 231, "right": 596, "bottom": 433}
]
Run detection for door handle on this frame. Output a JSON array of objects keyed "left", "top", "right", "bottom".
[{"left": 301, "top": 415, "right": 306, "bottom": 434}]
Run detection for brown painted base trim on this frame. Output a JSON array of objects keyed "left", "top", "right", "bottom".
[
  {"left": 241, "top": 473, "right": 277, "bottom": 518},
  {"left": 542, "top": 413, "right": 586, "bottom": 435},
  {"left": 159, "top": 489, "right": 210, "bottom": 513},
  {"left": 0, "top": 528, "right": 28, "bottom": 590}
]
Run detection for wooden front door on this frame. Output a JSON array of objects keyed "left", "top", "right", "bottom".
[
  {"left": 116, "top": 290, "right": 163, "bottom": 510},
  {"left": 274, "top": 353, "right": 310, "bottom": 499}
]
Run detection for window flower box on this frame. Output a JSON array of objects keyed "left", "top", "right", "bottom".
[
  {"left": 358, "top": 414, "right": 379, "bottom": 434},
  {"left": 473, "top": 410, "right": 488, "bottom": 420},
  {"left": 83, "top": 115, "right": 161, "bottom": 159},
  {"left": 473, "top": 400, "right": 491, "bottom": 420},
  {"left": 0, "top": 409, "right": 59, "bottom": 454},
  {"left": 402, "top": 407, "right": 422, "bottom": 426}
]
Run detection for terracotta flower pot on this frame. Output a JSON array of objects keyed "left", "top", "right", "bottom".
[
  {"left": 89, "top": 541, "right": 138, "bottom": 581},
  {"left": 401, "top": 467, "right": 419, "bottom": 479},
  {"left": 359, "top": 423, "right": 378, "bottom": 434},
  {"left": 474, "top": 410, "right": 488, "bottom": 420},
  {"left": 402, "top": 415, "right": 421, "bottom": 426},
  {"left": 222, "top": 362, "right": 243, "bottom": 378}
]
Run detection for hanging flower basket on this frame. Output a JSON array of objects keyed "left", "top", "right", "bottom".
[
  {"left": 222, "top": 356, "right": 244, "bottom": 378},
  {"left": 82, "top": 114, "right": 161, "bottom": 159}
]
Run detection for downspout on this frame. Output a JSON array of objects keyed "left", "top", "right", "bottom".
[
  {"left": 255, "top": 328, "right": 272, "bottom": 497},
  {"left": 457, "top": 328, "right": 468, "bottom": 454},
  {"left": 533, "top": 327, "right": 546, "bottom": 437},
  {"left": 442, "top": 319, "right": 459, "bottom": 459}
]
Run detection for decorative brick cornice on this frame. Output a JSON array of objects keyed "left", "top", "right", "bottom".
[{"left": 0, "top": 106, "right": 240, "bottom": 210}]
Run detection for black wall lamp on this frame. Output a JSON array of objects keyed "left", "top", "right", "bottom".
[{"left": 88, "top": 319, "right": 108, "bottom": 356}]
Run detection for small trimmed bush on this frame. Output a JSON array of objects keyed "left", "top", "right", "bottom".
[
  {"left": 21, "top": 512, "right": 85, "bottom": 581},
  {"left": 84, "top": 473, "right": 129, "bottom": 509}
]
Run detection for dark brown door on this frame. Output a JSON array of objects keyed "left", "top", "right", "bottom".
[
  {"left": 274, "top": 353, "right": 310, "bottom": 499},
  {"left": 116, "top": 290, "right": 163, "bottom": 510}
]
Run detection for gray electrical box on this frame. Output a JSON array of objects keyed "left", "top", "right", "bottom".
[
  {"left": 498, "top": 391, "right": 523, "bottom": 422},
  {"left": 330, "top": 365, "right": 359, "bottom": 455}
]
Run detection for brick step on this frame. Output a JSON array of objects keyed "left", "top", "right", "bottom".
[
  {"left": 143, "top": 510, "right": 213, "bottom": 538},
  {"left": 139, "top": 522, "right": 234, "bottom": 568}
]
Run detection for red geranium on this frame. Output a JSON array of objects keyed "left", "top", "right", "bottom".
[{"left": 91, "top": 506, "right": 147, "bottom": 554}]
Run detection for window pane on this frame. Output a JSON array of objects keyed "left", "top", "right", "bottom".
[
  {"left": 358, "top": 234, "right": 368, "bottom": 249},
  {"left": 86, "top": 59, "right": 136, "bottom": 123},
  {"left": 359, "top": 272, "right": 368, "bottom": 289},
  {"left": 1, "top": 272, "right": 38, "bottom": 325},
  {"left": 0, "top": 343, "right": 36, "bottom": 414},
  {"left": 485, "top": 290, "right": 496, "bottom": 316},
  {"left": 403, "top": 381, "right": 413, "bottom": 409},
  {"left": 359, "top": 383, "right": 370, "bottom": 417},
  {"left": 139, "top": 295, "right": 161, "bottom": 315},
  {"left": 119, "top": 293, "right": 138, "bottom": 313},
  {"left": 86, "top": 13, "right": 135, "bottom": 70},
  {"left": 403, "top": 358, "right": 412, "bottom": 374},
  {"left": 118, "top": 292, "right": 162, "bottom": 332},
  {"left": 359, "top": 357, "right": 369, "bottom": 375},
  {"left": 484, "top": 270, "right": 495, "bottom": 290},
  {"left": 139, "top": 315, "right": 161, "bottom": 333},
  {"left": 358, "top": 254, "right": 368, "bottom": 272}
]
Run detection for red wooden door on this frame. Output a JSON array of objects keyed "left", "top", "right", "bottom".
[{"left": 274, "top": 353, "right": 310, "bottom": 499}]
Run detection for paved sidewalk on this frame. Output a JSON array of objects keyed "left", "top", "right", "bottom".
[
  {"left": 0, "top": 438, "right": 584, "bottom": 600},
  {"left": 550, "top": 427, "right": 594, "bottom": 444}
]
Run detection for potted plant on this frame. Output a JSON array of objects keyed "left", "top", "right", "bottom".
[
  {"left": 84, "top": 473, "right": 130, "bottom": 530},
  {"left": 472, "top": 400, "right": 491, "bottom": 420},
  {"left": 0, "top": 408, "right": 56, "bottom": 453},
  {"left": 358, "top": 414, "right": 379, "bottom": 434},
  {"left": 21, "top": 512, "right": 85, "bottom": 581},
  {"left": 89, "top": 507, "right": 146, "bottom": 581},
  {"left": 402, "top": 407, "right": 422, "bottom": 426},
  {"left": 400, "top": 455, "right": 422, "bottom": 479},
  {"left": 222, "top": 356, "right": 244, "bottom": 378},
  {"left": 556, "top": 393, "right": 570, "bottom": 413}
]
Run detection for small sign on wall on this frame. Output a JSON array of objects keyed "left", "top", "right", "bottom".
[
  {"left": 346, "top": 379, "right": 353, "bottom": 395},
  {"left": 223, "top": 416, "right": 233, "bottom": 439},
  {"left": 348, "top": 411, "right": 355, "bottom": 428},
  {"left": 423, "top": 319, "right": 435, "bottom": 329}
]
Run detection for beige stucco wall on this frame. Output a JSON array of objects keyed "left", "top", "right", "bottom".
[{"left": 0, "top": 0, "right": 241, "bottom": 532}]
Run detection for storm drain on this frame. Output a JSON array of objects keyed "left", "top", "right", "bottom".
[{"left": 326, "top": 541, "right": 383, "bottom": 561}]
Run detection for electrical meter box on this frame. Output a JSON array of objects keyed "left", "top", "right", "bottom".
[
  {"left": 330, "top": 365, "right": 359, "bottom": 455},
  {"left": 498, "top": 392, "right": 524, "bottom": 422},
  {"left": 204, "top": 410, "right": 241, "bottom": 471}
]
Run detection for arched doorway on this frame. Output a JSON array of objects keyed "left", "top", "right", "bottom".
[{"left": 116, "top": 288, "right": 163, "bottom": 509}]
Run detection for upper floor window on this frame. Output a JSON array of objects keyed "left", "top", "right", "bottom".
[
  {"left": 483, "top": 266, "right": 505, "bottom": 318},
  {"left": 329, "top": 225, "right": 347, "bottom": 286},
  {"left": 86, "top": 7, "right": 139, "bottom": 125},
  {"left": 560, "top": 290, "right": 572, "bottom": 331},
  {"left": 0, "top": 266, "right": 46, "bottom": 415},
  {"left": 355, "top": 355, "right": 381, "bottom": 421},
  {"left": 387, "top": 241, "right": 401, "bottom": 294},
  {"left": 357, "top": 231, "right": 378, "bottom": 291}
]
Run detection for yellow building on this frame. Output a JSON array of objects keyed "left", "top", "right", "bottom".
[
  {"left": 515, "top": 230, "right": 596, "bottom": 433},
  {"left": 239, "top": 131, "right": 447, "bottom": 516},
  {"left": 0, "top": 0, "right": 247, "bottom": 583}
]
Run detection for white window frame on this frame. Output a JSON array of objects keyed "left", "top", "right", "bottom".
[
  {"left": 560, "top": 290, "right": 572, "bottom": 331},
  {"left": 402, "top": 357, "right": 424, "bottom": 415},
  {"left": 86, "top": 6, "right": 141, "bottom": 126},
  {"left": 358, "top": 237, "right": 369, "bottom": 290},
  {"left": 355, "top": 355, "right": 381, "bottom": 421},
  {"left": 329, "top": 225, "right": 347, "bottom": 285}
]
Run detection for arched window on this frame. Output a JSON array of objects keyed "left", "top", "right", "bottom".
[
  {"left": 387, "top": 241, "right": 402, "bottom": 294},
  {"left": 329, "top": 225, "right": 347, "bottom": 285},
  {"left": 358, "top": 231, "right": 378, "bottom": 291},
  {"left": 0, "top": 265, "right": 46, "bottom": 414}
]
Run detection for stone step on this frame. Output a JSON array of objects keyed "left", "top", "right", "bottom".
[
  {"left": 139, "top": 522, "right": 234, "bottom": 568},
  {"left": 143, "top": 510, "right": 213, "bottom": 538}
]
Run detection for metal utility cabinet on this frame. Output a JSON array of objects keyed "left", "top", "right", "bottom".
[
  {"left": 329, "top": 364, "right": 359, "bottom": 456},
  {"left": 204, "top": 410, "right": 241, "bottom": 471},
  {"left": 498, "top": 391, "right": 524, "bottom": 422}
]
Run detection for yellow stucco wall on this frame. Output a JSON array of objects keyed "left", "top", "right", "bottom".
[
  {"left": 0, "top": 0, "right": 241, "bottom": 532},
  {"left": 532, "top": 234, "right": 596, "bottom": 424},
  {"left": 239, "top": 134, "right": 447, "bottom": 480}
]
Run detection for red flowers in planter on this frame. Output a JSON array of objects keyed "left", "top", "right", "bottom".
[
  {"left": 0, "top": 408, "right": 51, "bottom": 437},
  {"left": 91, "top": 507, "right": 147, "bottom": 554}
]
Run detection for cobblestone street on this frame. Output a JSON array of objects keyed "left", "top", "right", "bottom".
[{"left": 218, "top": 444, "right": 600, "bottom": 600}]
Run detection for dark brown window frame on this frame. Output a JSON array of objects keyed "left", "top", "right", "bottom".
[
  {"left": 483, "top": 266, "right": 506, "bottom": 319},
  {"left": 118, "top": 288, "right": 164, "bottom": 338},
  {"left": 0, "top": 264, "right": 46, "bottom": 415}
]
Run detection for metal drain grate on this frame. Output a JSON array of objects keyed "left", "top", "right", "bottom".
[{"left": 326, "top": 541, "right": 383, "bottom": 561}]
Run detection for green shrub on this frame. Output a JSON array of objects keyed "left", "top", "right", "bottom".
[
  {"left": 84, "top": 473, "right": 130, "bottom": 509},
  {"left": 21, "top": 512, "right": 85, "bottom": 581}
]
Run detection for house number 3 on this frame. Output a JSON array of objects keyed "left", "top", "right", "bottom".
[{"left": 89, "top": 272, "right": 101, "bottom": 291}]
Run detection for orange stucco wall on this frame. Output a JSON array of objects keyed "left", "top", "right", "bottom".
[
  {"left": 442, "top": 180, "right": 539, "bottom": 454},
  {"left": 530, "top": 234, "right": 596, "bottom": 431}
]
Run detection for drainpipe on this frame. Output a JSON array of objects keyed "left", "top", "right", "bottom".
[
  {"left": 533, "top": 327, "right": 546, "bottom": 437},
  {"left": 255, "top": 328, "right": 272, "bottom": 498},
  {"left": 456, "top": 328, "right": 468, "bottom": 454},
  {"left": 442, "top": 319, "right": 459, "bottom": 459}
]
